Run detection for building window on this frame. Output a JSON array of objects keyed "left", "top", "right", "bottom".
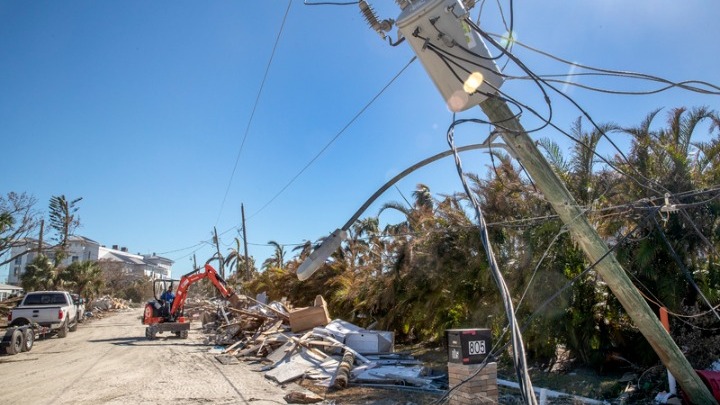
[
  {"left": 71, "top": 256, "right": 79, "bottom": 263},
  {"left": 14, "top": 266, "right": 20, "bottom": 276},
  {"left": 15, "top": 257, "right": 22, "bottom": 265}
]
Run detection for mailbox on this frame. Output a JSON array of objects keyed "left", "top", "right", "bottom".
[{"left": 446, "top": 328, "right": 491, "bottom": 365}]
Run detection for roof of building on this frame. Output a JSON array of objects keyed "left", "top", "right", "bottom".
[
  {"left": 68, "top": 235, "right": 100, "bottom": 245},
  {"left": 101, "top": 251, "right": 146, "bottom": 265},
  {"left": 0, "top": 283, "right": 24, "bottom": 291},
  {"left": 143, "top": 254, "right": 175, "bottom": 265}
]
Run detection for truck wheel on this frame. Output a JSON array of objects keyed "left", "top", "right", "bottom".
[
  {"left": 57, "top": 320, "right": 68, "bottom": 338},
  {"left": 5, "top": 329, "right": 25, "bottom": 355},
  {"left": 145, "top": 327, "right": 156, "bottom": 340},
  {"left": 69, "top": 320, "right": 78, "bottom": 332},
  {"left": 180, "top": 330, "right": 189, "bottom": 339},
  {"left": 21, "top": 328, "right": 34, "bottom": 352}
]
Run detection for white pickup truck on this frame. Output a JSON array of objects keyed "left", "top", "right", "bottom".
[{"left": 8, "top": 291, "right": 79, "bottom": 338}]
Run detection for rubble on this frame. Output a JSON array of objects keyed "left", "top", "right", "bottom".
[
  {"left": 198, "top": 293, "right": 446, "bottom": 395},
  {"left": 89, "top": 296, "right": 131, "bottom": 311},
  {"left": 0, "top": 296, "right": 23, "bottom": 328}
]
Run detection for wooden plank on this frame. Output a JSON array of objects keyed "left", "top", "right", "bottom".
[
  {"left": 223, "top": 339, "right": 245, "bottom": 355},
  {"left": 236, "top": 343, "right": 263, "bottom": 356}
]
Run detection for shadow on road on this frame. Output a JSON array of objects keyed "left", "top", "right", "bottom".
[
  {"left": 0, "top": 356, "right": 39, "bottom": 362},
  {"left": 88, "top": 336, "right": 208, "bottom": 347}
]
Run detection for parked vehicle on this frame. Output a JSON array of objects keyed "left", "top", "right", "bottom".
[
  {"left": 71, "top": 293, "right": 86, "bottom": 323},
  {"left": 8, "top": 291, "right": 78, "bottom": 338}
]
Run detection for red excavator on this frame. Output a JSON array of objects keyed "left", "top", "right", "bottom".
[{"left": 142, "top": 263, "right": 240, "bottom": 340}]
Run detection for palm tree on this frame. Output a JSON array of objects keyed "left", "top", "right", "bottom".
[
  {"left": 615, "top": 107, "right": 720, "bottom": 309},
  {"left": 21, "top": 255, "right": 61, "bottom": 291},
  {"left": 48, "top": 195, "right": 82, "bottom": 266},
  {"left": 263, "top": 240, "right": 285, "bottom": 271},
  {"left": 62, "top": 260, "right": 104, "bottom": 299},
  {"left": 327, "top": 217, "right": 384, "bottom": 322},
  {"left": 540, "top": 117, "right": 621, "bottom": 207},
  {"left": 226, "top": 237, "right": 256, "bottom": 282}
]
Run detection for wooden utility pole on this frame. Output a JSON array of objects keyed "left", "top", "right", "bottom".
[
  {"left": 213, "top": 227, "right": 225, "bottom": 279},
  {"left": 241, "top": 204, "right": 250, "bottom": 281},
  {"left": 37, "top": 219, "right": 44, "bottom": 255},
  {"left": 480, "top": 96, "right": 716, "bottom": 404}
]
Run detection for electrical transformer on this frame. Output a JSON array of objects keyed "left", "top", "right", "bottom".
[{"left": 396, "top": 0, "right": 503, "bottom": 112}]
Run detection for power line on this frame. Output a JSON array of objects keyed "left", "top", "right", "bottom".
[
  {"left": 447, "top": 113, "right": 536, "bottom": 404},
  {"left": 246, "top": 56, "right": 417, "bottom": 220},
  {"left": 303, "top": 0, "right": 358, "bottom": 5},
  {"left": 158, "top": 242, "right": 204, "bottom": 256},
  {"left": 163, "top": 182, "right": 720, "bottom": 261},
  {"left": 497, "top": 34, "right": 720, "bottom": 96},
  {"left": 651, "top": 214, "right": 720, "bottom": 322},
  {"left": 215, "top": 0, "right": 293, "bottom": 226},
  {"left": 469, "top": 23, "right": 672, "bottom": 199}
]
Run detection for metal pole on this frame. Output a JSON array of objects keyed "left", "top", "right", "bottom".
[
  {"left": 241, "top": 203, "right": 250, "bottom": 281},
  {"left": 213, "top": 227, "right": 225, "bottom": 279},
  {"left": 480, "top": 96, "right": 716, "bottom": 404},
  {"left": 38, "top": 219, "right": 44, "bottom": 255}
]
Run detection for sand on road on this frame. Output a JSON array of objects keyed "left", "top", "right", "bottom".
[{"left": 0, "top": 307, "right": 288, "bottom": 405}]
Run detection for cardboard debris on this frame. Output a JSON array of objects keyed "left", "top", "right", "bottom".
[{"left": 289, "top": 295, "right": 331, "bottom": 332}]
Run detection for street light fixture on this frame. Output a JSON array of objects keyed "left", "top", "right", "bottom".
[{"left": 296, "top": 141, "right": 504, "bottom": 281}]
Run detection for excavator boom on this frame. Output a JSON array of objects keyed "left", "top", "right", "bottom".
[{"left": 170, "top": 263, "right": 238, "bottom": 316}]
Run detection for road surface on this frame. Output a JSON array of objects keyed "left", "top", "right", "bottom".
[{"left": 0, "top": 308, "right": 289, "bottom": 404}]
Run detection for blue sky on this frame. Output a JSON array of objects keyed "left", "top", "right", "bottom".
[{"left": 2, "top": 1, "right": 719, "bottom": 280}]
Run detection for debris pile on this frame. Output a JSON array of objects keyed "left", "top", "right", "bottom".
[
  {"left": 0, "top": 296, "right": 24, "bottom": 327},
  {"left": 89, "top": 296, "right": 130, "bottom": 310},
  {"left": 201, "top": 294, "right": 445, "bottom": 393},
  {"left": 85, "top": 296, "right": 131, "bottom": 319}
]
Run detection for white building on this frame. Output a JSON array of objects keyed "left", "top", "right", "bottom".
[
  {"left": 6, "top": 236, "right": 173, "bottom": 285},
  {"left": 0, "top": 283, "right": 24, "bottom": 300}
]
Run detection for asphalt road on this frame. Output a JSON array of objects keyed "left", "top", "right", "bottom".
[{"left": 0, "top": 308, "right": 289, "bottom": 405}]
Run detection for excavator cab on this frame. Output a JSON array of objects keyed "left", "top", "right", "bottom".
[{"left": 147, "top": 279, "right": 179, "bottom": 320}]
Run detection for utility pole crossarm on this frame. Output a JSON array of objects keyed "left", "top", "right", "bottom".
[{"left": 480, "top": 96, "right": 717, "bottom": 405}]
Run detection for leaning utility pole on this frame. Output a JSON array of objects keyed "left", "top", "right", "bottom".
[
  {"left": 349, "top": 1, "right": 715, "bottom": 401},
  {"left": 481, "top": 96, "right": 716, "bottom": 404}
]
